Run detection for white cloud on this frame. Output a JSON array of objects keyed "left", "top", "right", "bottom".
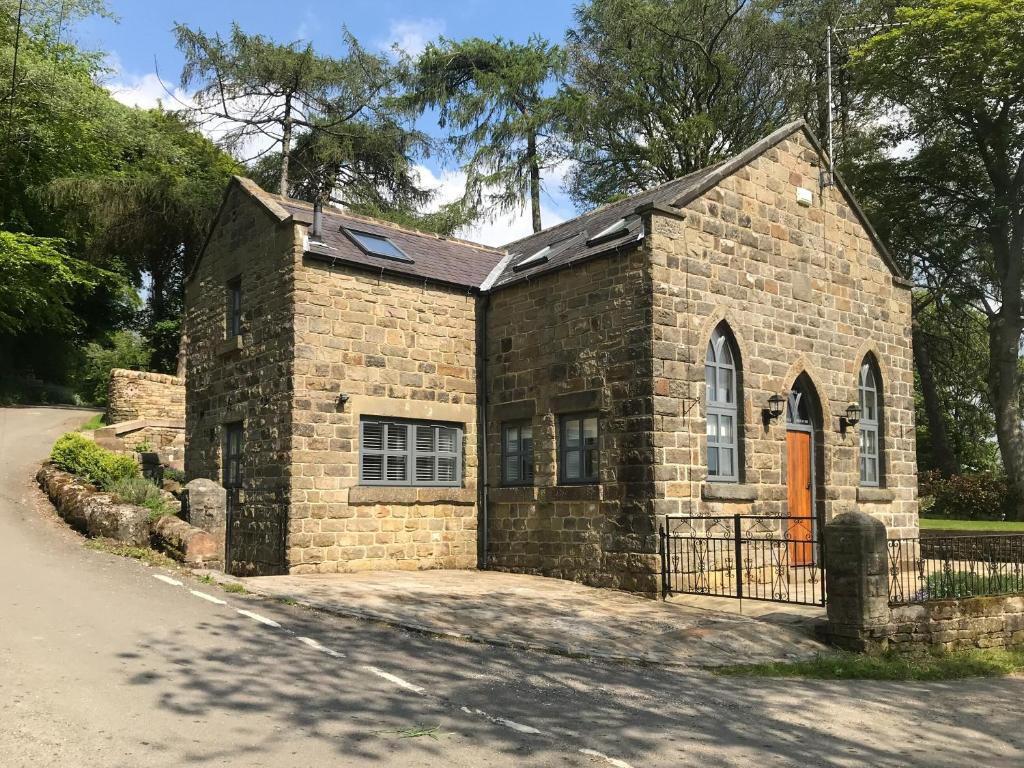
[
  {"left": 414, "top": 164, "right": 567, "bottom": 248},
  {"left": 379, "top": 18, "right": 446, "bottom": 58}
]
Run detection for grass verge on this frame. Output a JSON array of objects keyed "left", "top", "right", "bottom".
[
  {"left": 716, "top": 649, "right": 1024, "bottom": 681},
  {"left": 920, "top": 518, "right": 1024, "bottom": 533},
  {"left": 78, "top": 413, "right": 106, "bottom": 432},
  {"left": 85, "top": 538, "right": 178, "bottom": 569}
]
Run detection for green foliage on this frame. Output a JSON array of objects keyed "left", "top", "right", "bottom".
[
  {"left": 919, "top": 470, "right": 1017, "bottom": 521},
  {"left": 78, "top": 413, "right": 106, "bottom": 431},
  {"left": 75, "top": 331, "right": 151, "bottom": 406},
  {"left": 851, "top": 0, "right": 1024, "bottom": 515},
  {"left": 163, "top": 467, "right": 185, "bottom": 485},
  {"left": 920, "top": 518, "right": 1024, "bottom": 532},
  {"left": 176, "top": 22, "right": 430, "bottom": 220},
  {"left": 50, "top": 432, "right": 140, "bottom": 489},
  {"left": 402, "top": 36, "right": 567, "bottom": 231},
  {"left": 924, "top": 570, "right": 1024, "bottom": 601},
  {"left": 562, "top": 0, "right": 792, "bottom": 207},
  {"left": 717, "top": 649, "right": 1024, "bottom": 680},
  {"left": 0, "top": 231, "right": 128, "bottom": 337}
]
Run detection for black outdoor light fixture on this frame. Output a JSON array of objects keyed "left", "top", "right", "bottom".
[
  {"left": 338, "top": 392, "right": 351, "bottom": 410},
  {"left": 840, "top": 403, "right": 861, "bottom": 435},
  {"left": 762, "top": 393, "right": 785, "bottom": 427}
]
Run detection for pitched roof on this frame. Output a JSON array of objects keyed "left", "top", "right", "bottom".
[
  {"left": 276, "top": 198, "right": 506, "bottom": 290},
  {"left": 487, "top": 119, "right": 906, "bottom": 289},
  {"left": 191, "top": 121, "right": 903, "bottom": 292}
]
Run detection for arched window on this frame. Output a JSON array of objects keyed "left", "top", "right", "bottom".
[
  {"left": 706, "top": 324, "right": 740, "bottom": 482},
  {"left": 858, "top": 357, "right": 883, "bottom": 487}
]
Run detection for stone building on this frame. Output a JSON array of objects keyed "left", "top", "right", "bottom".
[{"left": 185, "top": 120, "right": 916, "bottom": 591}]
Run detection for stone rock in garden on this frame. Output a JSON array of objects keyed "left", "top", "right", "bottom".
[
  {"left": 82, "top": 495, "right": 150, "bottom": 547},
  {"left": 37, "top": 464, "right": 147, "bottom": 546},
  {"left": 151, "top": 515, "right": 221, "bottom": 567}
]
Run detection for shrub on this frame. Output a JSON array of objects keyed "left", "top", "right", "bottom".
[
  {"left": 919, "top": 470, "right": 1017, "bottom": 521},
  {"left": 164, "top": 467, "right": 185, "bottom": 484},
  {"left": 50, "top": 432, "right": 140, "bottom": 489}
]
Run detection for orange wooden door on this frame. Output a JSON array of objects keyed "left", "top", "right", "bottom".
[{"left": 786, "top": 431, "right": 814, "bottom": 566}]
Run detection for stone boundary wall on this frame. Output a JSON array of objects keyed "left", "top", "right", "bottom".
[
  {"left": 821, "top": 511, "right": 1024, "bottom": 653},
  {"left": 37, "top": 464, "right": 220, "bottom": 567},
  {"left": 107, "top": 369, "right": 185, "bottom": 424},
  {"left": 889, "top": 596, "right": 1024, "bottom": 653}
]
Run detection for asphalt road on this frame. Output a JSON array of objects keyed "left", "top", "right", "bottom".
[{"left": 2, "top": 406, "right": 1023, "bottom": 768}]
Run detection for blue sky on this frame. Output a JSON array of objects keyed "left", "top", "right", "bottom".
[{"left": 73, "top": 1, "right": 582, "bottom": 244}]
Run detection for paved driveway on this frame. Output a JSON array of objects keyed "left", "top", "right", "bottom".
[{"left": 236, "top": 569, "right": 828, "bottom": 667}]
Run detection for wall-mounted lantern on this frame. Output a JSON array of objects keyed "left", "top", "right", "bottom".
[
  {"left": 761, "top": 393, "right": 785, "bottom": 427},
  {"left": 839, "top": 403, "right": 861, "bottom": 435},
  {"left": 338, "top": 392, "right": 350, "bottom": 410}
]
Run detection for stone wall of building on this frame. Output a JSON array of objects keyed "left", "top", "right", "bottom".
[
  {"left": 184, "top": 180, "right": 301, "bottom": 575},
  {"left": 286, "top": 259, "right": 480, "bottom": 574},
  {"left": 484, "top": 248, "right": 659, "bottom": 594},
  {"left": 650, "top": 130, "right": 917, "bottom": 538},
  {"left": 107, "top": 369, "right": 184, "bottom": 424}
]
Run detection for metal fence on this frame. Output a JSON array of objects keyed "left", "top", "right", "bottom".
[
  {"left": 888, "top": 534, "right": 1024, "bottom": 605},
  {"left": 660, "top": 514, "right": 826, "bottom": 606}
]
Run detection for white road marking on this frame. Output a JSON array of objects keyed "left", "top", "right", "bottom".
[
  {"left": 362, "top": 665, "right": 425, "bottom": 694},
  {"left": 153, "top": 574, "right": 183, "bottom": 587},
  {"left": 471, "top": 708, "right": 545, "bottom": 736},
  {"left": 579, "top": 748, "right": 635, "bottom": 768},
  {"left": 236, "top": 609, "right": 281, "bottom": 628},
  {"left": 189, "top": 590, "right": 226, "bottom": 605},
  {"left": 297, "top": 636, "right": 345, "bottom": 658}
]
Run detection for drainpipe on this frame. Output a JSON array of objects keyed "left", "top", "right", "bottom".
[
  {"left": 312, "top": 199, "right": 323, "bottom": 240},
  {"left": 475, "top": 292, "right": 490, "bottom": 569}
]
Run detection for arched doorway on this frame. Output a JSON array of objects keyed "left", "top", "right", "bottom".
[{"left": 786, "top": 375, "right": 822, "bottom": 566}]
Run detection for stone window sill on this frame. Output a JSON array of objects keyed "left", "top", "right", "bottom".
[
  {"left": 490, "top": 486, "right": 538, "bottom": 503},
  {"left": 348, "top": 485, "right": 475, "bottom": 505},
  {"left": 217, "top": 335, "right": 243, "bottom": 356},
  {"left": 540, "top": 484, "right": 601, "bottom": 502},
  {"left": 701, "top": 483, "right": 759, "bottom": 502},
  {"left": 857, "top": 487, "right": 895, "bottom": 503}
]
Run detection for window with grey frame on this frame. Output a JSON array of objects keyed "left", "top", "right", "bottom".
[
  {"left": 226, "top": 276, "right": 242, "bottom": 338},
  {"left": 705, "top": 324, "right": 740, "bottom": 482},
  {"left": 859, "top": 358, "right": 883, "bottom": 487},
  {"left": 559, "top": 413, "right": 599, "bottom": 484},
  {"left": 360, "top": 417, "right": 462, "bottom": 486},
  {"left": 502, "top": 421, "right": 534, "bottom": 485}
]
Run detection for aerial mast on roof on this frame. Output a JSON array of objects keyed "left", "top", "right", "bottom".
[{"left": 824, "top": 18, "right": 910, "bottom": 188}]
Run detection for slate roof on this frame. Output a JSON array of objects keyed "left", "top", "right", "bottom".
[
  {"left": 275, "top": 198, "right": 506, "bottom": 290},
  {"left": 488, "top": 118, "right": 905, "bottom": 288},
  {"left": 194, "top": 120, "right": 902, "bottom": 293}
]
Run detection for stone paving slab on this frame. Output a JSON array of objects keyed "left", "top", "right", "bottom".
[{"left": 218, "top": 569, "right": 831, "bottom": 668}]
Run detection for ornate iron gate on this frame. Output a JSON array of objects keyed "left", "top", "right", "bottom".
[{"left": 660, "top": 514, "right": 826, "bottom": 606}]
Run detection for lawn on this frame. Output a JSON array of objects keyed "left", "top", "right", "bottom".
[
  {"left": 920, "top": 518, "right": 1024, "bottom": 533},
  {"left": 717, "top": 649, "right": 1024, "bottom": 681}
]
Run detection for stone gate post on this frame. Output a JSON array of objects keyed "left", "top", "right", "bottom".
[
  {"left": 183, "top": 479, "right": 227, "bottom": 566},
  {"left": 820, "top": 511, "right": 893, "bottom": 651}
]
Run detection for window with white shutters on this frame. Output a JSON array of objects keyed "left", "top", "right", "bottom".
[{"left": 360, "top": 417, "right": 462, "bottom": 487}]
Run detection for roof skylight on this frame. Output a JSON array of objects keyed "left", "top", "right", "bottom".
[
  {"left": 512, "top": 245, "right": 552, "bottom": 272},
  {"left": 343, "top": 227, "right": 413, "bottom": 263},
  {"left": 586, "top": 216, "right": 631, "bottom": 246}
]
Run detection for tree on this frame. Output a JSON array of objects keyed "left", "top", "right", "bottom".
[
  {"left": 46, "top": 109, "right": 238, "bottom": 328},
  {"left": 402, "top": 36, "right": 567, "bottom": 233},
  {"left": 853, "top": 0, "right": 1024, "bottom": 514},
  {"left": 0, "top": 231, "right": 126, "bottom": 337},
  {"left": 562, "top": 0, "right": 792, "bottom": 207},
  {"left": 175, "top": 23, "right": 428, "bottom": 211}
]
